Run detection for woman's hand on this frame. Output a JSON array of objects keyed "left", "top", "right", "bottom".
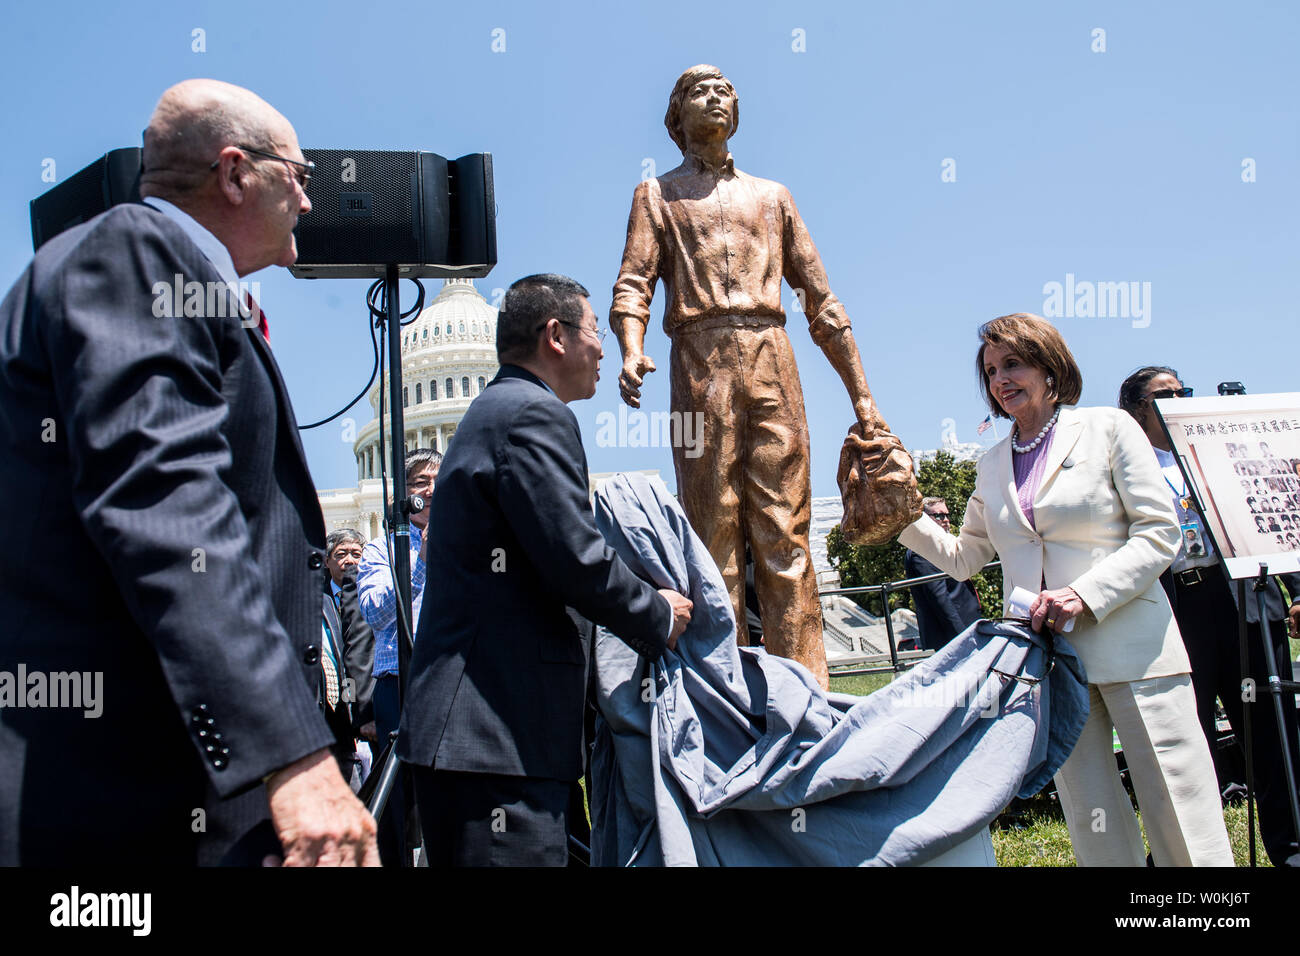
[{"left": 1030, "top": 586, "right": 1088, "bottom": 633}]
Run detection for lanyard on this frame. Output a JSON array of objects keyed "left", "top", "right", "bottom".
[{"left": 1162, "top": 472, "right": 1192, "bottom": 512}]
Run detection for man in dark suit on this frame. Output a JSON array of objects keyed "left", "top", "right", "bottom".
[
  {"left": 399, "top": 273, "right": 693, "bottom": 866},
  {"left": 0, "top": 79, "right": 376, "bottom": 866},
  {"left": 323, "top": 529, "right": 377, "bottom": 747},
  {"left": 319, "top": 530, "right": 376, "bottom": 787},
  {"left": 904, "top": 498, "right": 982, "bottom": 651},
  {"left": 320, "top": 592, "right": 360, "bottom": 783}
]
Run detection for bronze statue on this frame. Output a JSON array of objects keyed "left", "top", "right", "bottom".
[{"left": 611, "top": 65, "right": 919, "bottom": 689}]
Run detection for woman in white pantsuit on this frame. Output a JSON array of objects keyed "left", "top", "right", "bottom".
[{"left": 900, "top": 314, "right": 1232, "bottom": 866}]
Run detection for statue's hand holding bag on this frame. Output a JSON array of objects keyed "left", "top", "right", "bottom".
[{"left": 837, "top": 419, "right": 923, "bottom": 546}]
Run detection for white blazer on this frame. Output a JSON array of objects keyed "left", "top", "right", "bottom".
[{"left": 899, "top": 405, "right": 1189, "bottom": 684}]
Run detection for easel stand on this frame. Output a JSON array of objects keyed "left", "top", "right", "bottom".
[{"left": 1236, "top": 564, "right": 1300, "bottom": 867}]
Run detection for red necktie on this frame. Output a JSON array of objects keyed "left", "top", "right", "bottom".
[{"left": 245, "top": 292, "right": 270, "bottom": 344}]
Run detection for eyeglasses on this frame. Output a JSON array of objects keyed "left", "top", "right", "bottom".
[
  {"left": 928, "top": 512, "right": 952, "bottom": 522},
  {"left": 210, "top": 145, "right": 315, "bottom": 190},
  {"left": 555, "top": 320, "right": 607, "bottom": 343},
  {"left": 1147, "top": 387, "right": 1193, "bottom": 401}
]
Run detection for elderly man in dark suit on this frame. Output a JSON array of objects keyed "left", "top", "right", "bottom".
[
  {"left": 0, "top": 79, "right": 377, "bottom": 866},
  {"left": 399, "top": 273, "right": 694, "bottom": 866}
]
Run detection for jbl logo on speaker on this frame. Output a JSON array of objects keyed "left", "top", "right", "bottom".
[{"left": 339, "top": 192, "right": 372, "bottom": 218}]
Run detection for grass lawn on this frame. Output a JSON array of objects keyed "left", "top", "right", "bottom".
[
  {"left": 991, "top": 795, "right": 1271, "bottom": 867},
  {"left": 826, "top": 670, "right": 894, "bottom": 698}
]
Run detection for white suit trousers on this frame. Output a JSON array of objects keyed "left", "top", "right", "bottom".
[{"left": 1053, "top": 675, "right": 1234, "bottom": 866}]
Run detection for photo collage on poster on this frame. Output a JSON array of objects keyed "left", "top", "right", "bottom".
[
  {"left": 1225, "top": 439, "right": 1300, "bottom": 553},
  {"left": 1165, "top": 412, "right": 1300, "bottom": 564}
]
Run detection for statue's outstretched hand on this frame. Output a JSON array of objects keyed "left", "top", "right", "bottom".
[{"left": 619, "top": 353, "right": 657, "bottom": 408}]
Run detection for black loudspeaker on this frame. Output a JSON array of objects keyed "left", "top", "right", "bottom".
[
  {"left": 290, "top": 150, "right": 496, "bottom": 280},
  {"left": 29, "top": 148, "right": 142, "bottom": 251}
]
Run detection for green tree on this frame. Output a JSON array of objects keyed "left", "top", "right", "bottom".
[{"left": 826, "top": 451, "right": 1003, "bottom": 617}]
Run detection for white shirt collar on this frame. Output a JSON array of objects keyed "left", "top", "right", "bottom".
[{"left": 141, "top": 197, "right": 240, "bottom": 288}]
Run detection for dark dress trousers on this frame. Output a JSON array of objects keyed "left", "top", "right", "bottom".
[
  {"left": 904, "top": 549, "right": 982, "bottom": 651},
  {"left": 398, "top": 365, "right": 671, "bottom": 864},
  {"left": 1160, "top": 567, "right": 1300, "bottom": 866},
  {"left": 0, "top": 204, "right": 335, "bottom": 865}
]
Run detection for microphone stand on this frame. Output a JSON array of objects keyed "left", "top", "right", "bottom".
[{"left": 361, "top": 264, "right": 422, "bottom": 865}]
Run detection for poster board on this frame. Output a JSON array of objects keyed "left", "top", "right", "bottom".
[{"left": 1154, "top": 392, "right": 1300, "bottom": 579}]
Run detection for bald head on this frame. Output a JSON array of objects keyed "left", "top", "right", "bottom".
[
  {"left": 140, "top": 79, "right": 291, "bottom": 200},
  {"left": 138, "top": 80, "right": 311, "bottom": 276}
]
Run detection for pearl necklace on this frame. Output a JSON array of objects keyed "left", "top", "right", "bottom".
[{"left": 1011, "top": 407, "right": 1060, "bottom": 454}]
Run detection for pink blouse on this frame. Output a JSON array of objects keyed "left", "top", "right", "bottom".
[{"left": 1012, "top": 426, "right": 1056, "bottom": 531}]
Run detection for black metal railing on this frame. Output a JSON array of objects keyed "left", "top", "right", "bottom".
[{"left": 819, "top": 561, "right": 1001, "bottom": 677}]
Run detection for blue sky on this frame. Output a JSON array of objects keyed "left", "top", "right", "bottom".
[{"left": 2, "top": 1, "right": 1296, "bottom": 495}]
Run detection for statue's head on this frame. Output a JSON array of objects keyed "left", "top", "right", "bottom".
[{"left": 664, "top": 64, "right": 740, "bottom": 153}]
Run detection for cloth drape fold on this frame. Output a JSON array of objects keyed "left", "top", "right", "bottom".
[{"left": 590, "top": 472, "right": 1088, "bottom": 866}]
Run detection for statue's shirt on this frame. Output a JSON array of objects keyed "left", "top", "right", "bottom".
[{"left": 611, "top": 152, "right": 850, "bottom": 344}]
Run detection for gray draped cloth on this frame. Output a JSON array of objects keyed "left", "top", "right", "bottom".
[{"left": 589, "top": 472, "right": 1089, "bottom": 867}]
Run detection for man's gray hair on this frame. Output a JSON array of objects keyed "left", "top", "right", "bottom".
[
  {"left": 326, "top": 528, "right": 364, "bottom": 557},
  {"left": 405, "top": 448, "right": 443, "bottom": 480},
  {"left": 921, "top": 497, "right": 947, "bottom": 513}
]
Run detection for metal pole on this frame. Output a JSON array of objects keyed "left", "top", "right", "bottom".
[
  {"left": 880, "top": 582, "right": 901, "bottom": 673},
  {"left": 365, "top": 733, "right": 401, "bottom": 821},
  {"left": 1252, "top": 564, "right": 1300, "bottom": 863},
  {"left": 1237, "top": 577, "right": 1256, "bottom": 867},
  {"left": 385, "top": 264, "right": 412, "bottom": 691},
  {"left": 382, "top": 264, "right": 419, "bottom": 866}
]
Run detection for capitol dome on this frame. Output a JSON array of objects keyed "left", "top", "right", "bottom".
[{"left": 318, "top": 278, "right": 499, "bottom": 540}]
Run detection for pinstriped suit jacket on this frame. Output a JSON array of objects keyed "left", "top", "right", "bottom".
[{"left": 0, "top": 203, "right": 334, "bottom": 864}]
